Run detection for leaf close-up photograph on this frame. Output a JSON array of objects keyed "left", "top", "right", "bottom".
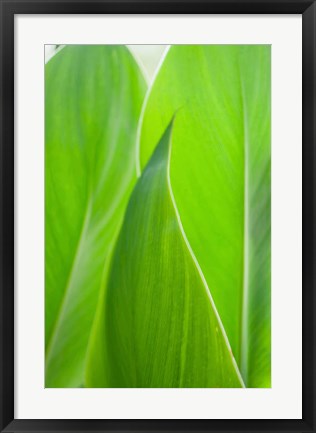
[
  {"left": 0, "top": 4, "right": 314, "bottom": 433},
  {"left": 45, "top": 44, "right": 271, "bottom": 389}
]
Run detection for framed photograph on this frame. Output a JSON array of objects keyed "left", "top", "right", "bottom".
[{"left": 0, "top": 0, "right": 314, "bottom": 432}]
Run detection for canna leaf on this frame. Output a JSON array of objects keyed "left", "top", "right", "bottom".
[
  {"left": 139, "top": 45, "right": 271, "bottom": 387},
  {"left": 45, "top": 45, "right": 146, "bottom": 387},
  {"left": 86, "top": 121, "right": 244, "bottom": 388}
]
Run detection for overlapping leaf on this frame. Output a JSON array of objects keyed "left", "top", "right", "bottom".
[
  {"left": 45, "top": 45, "right": 146, "bottom": 387},
  {"left": 86, "top": 121, "right": 244, "bottom": 388},
  {"left": 45, "top": 44, "right": 271, "bottom": 389},
  {"left": 139, "top": 46, "right": 271, "bottom": 387}
]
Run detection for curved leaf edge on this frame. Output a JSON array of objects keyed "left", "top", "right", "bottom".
[
  {"left": 165, "top": 118, "right": 245, "bottom": 388},
  {"left": 85, "top": 118, "right": 245, "bottom": 388}
]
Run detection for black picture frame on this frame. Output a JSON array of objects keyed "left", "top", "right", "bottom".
[{"left": 0, "top": 1, "right": 315, "bottom": 432}]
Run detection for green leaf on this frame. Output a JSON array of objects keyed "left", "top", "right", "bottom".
[
  {"left": 139, "top": 46, "right": 271, "bottom": 387},
  {"left": 45, "top": 45, "right": 146, "bottom": 387},
  {"left": 86, "top": 121, "right": 244, "bottom": 388}
]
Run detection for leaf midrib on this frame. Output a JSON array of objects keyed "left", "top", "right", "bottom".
[
  {"left": 240, "top": 65, "right": 250, "bottom": 386},
  {"left": 45, "top": 197, "right": 92, "bottom": 365}
]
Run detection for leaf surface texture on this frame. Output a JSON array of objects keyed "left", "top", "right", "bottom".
[
  {"left": 139, "top": 46, "right": 271, "bottom": 387},
  {"left": 45, "top": 45, "right": 146, "bottom": 387},
  {"left": 86, "top": 122, "right": 244, "bottom": 388}
]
